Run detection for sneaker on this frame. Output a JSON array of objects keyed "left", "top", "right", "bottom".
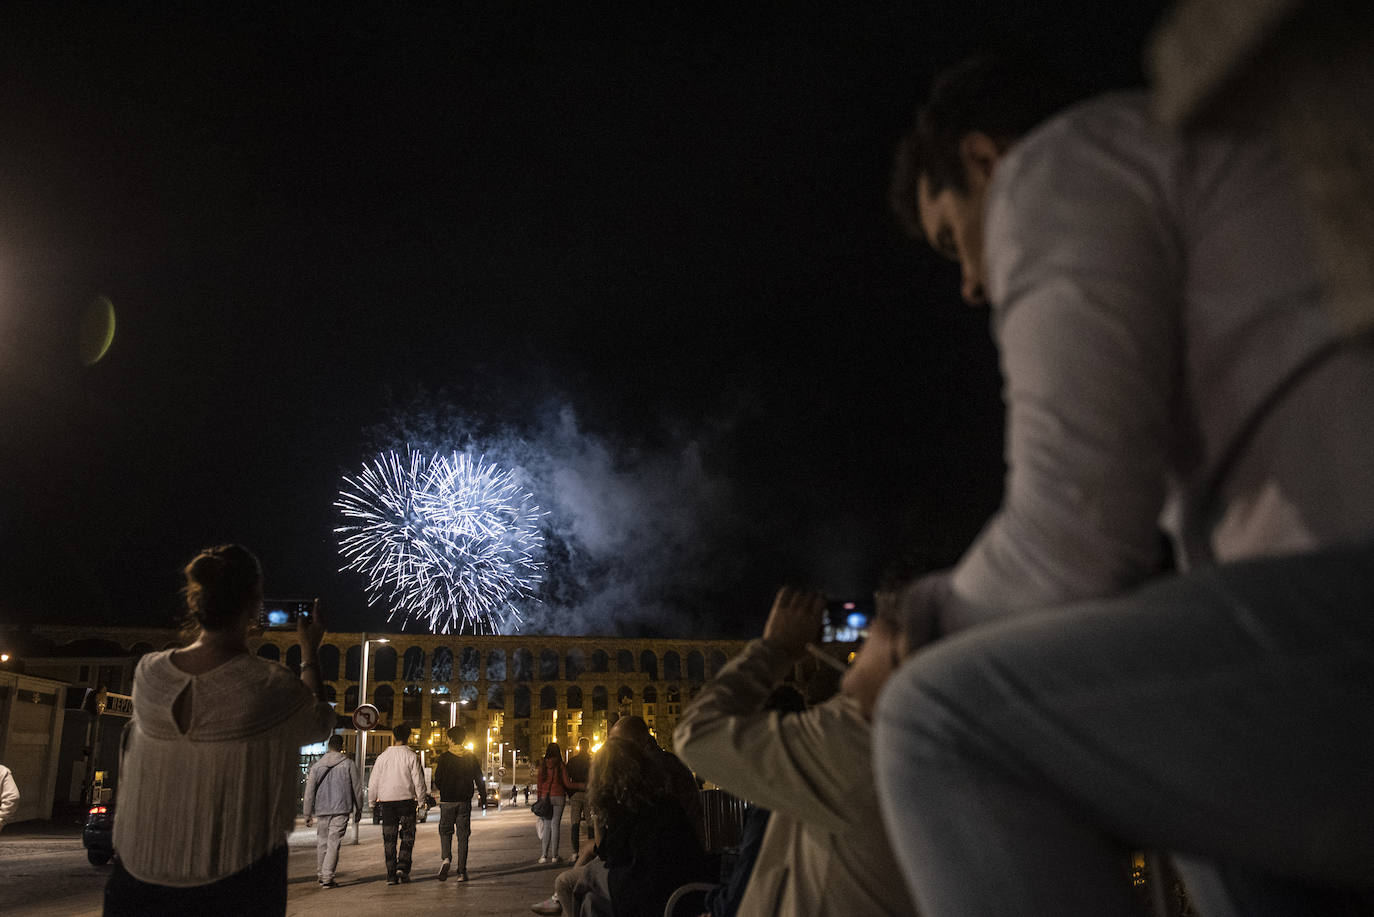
[
  {"left": 399, "top": 872, "right": 411, "bottom": 883},
  {"left": 537, "top": 856, "right": 549, "bottom": 864},
  {"left": 320, "top": 880, "right": 339, "bottom": 889},
  {"left": 387, "top": 877, "right": 400, "bottom": 886},
  {"left": 457, "top": 871, "right": 469, "bottom": 882},
  {"left": 531, "top": 896, "right": 562, "bottom": 915},
  {"left": 438, "top": 858, "right": 451, "bottom": 881}
]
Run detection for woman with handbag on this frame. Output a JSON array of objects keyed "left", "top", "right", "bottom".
[{"left": 534, "top": 742, "right": 569, "bottom": 863}]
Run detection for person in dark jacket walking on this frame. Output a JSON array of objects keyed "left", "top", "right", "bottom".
[
  {"left": 564, "top": 737, "right": 592, "bottom": 856},
  {"left": 432, "top": 726, "right": 485, "bottom": 882}
]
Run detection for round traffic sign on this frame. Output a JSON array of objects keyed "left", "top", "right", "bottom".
[{"left": 352, "top": 703, "right": 380, "bottom": 730}]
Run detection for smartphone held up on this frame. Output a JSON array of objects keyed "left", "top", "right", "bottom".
[
  {"left": 821, "top": 598, "right": 872, "bottom": 643},
  {"left": 259, "top": 598, "right": 314, "bottom": 630}
]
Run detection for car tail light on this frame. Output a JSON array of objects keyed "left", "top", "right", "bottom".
[{"left": 89, "top": 806, "right": 107, "bottom": 815}]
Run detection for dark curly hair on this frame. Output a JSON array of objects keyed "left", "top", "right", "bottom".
[
  {"left": 587, "top": 737, "right": 667, "bottom": 824},
  {"left": 181, "top": 544, "right": 263, "bottom": 632}
]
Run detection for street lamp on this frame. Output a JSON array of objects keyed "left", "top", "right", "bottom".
[
  {"left": 353, "top": 634, "right": 389, "bottom": 845},
  {"left": 438, "top": 695, "right": 466, "bottom": 729}
]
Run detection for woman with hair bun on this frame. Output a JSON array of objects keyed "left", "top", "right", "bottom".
[{"left": 104, "top": 544, "right": 335, "bottom": 916}]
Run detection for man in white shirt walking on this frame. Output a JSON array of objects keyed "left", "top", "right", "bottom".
[{"left": 367, "top": 724, "right": 427, "bottom": 885}]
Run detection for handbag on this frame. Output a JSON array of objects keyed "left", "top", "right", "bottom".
[{"left": 532, "top": 794, "right": 553, "bottom": 818}]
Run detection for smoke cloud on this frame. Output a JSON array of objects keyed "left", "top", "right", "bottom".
[{"left": 358, "top": 396, "right": 746, "bottom": 637}]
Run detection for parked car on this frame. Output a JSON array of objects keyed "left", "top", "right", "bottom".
[{"left": 83, "top": 802, "right": 115, "bottom": 866}]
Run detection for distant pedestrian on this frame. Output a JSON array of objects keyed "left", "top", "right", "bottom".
[
  {"left": 432, "top": 726, "right": 485, "bottom": 883},
  {"left": 534, "top": 743, "right": 569, "bottom": 863},
  {"left": 564, "top": 738, "right": 592, "bottom": 856},
  {"left": 367, "top": 724, "right": 427, "bottom": 885},
  {"left": 303, "top": 734, "right": 363, "bottom": 888},
  {"left": 524, "top": 784, "right": 530, "bottom": 805},
  {"left": 0, "top": 763, "right": 19, "bottom": 833}
]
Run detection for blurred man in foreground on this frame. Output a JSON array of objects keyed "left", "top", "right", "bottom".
[{"left": 875, "top": 52, "right": 1374, "bottom": 916}]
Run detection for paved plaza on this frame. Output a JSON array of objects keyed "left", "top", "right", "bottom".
[{"left": 0, "top": 801, "right": 570, "bottom": 917}]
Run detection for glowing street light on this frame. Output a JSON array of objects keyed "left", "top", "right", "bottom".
[{"left": 352, "top": 634, "right": 389, "bottom": 845}]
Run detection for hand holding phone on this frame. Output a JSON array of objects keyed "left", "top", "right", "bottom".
[{"left": 762, "top": 587, "right": 826, "bottom": 658}]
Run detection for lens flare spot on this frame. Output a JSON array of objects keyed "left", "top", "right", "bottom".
[{"left": 78, "top": 296, "right": 116, "bottom": 366}]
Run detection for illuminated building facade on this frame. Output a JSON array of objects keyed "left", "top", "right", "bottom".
[{"left": 21, "top": 626, "right": 752, "bottom": 777}]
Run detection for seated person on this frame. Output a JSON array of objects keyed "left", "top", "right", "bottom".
[
  {"left": 591, "top": 737, "right": 713, "bottom": 917},
  {"left": 531, "top": 738, "right": 711, "bottom": 917}
]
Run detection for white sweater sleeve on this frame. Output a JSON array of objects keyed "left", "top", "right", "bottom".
[
  {"left": 0, "top": 766, "right": 19, "bottom": 828},
  {"left": 949, "top": 102, "right": 1179, "bottom": 624}
]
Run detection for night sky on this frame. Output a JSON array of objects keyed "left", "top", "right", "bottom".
[{"left": 1, "top": 4, "right": 1165, "bottom": 637}]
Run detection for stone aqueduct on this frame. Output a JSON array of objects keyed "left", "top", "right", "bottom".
[{"left": 31, "top": 626, "right": 752, "bottom": 763}]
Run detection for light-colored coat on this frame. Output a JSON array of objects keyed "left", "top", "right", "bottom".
[
  {"left": 0, "top": 764, "right": 19, "bottom": 832},
  {"left": 367, "top": 744, "right": 425, "bottom": 805},
  {"left": 674, "top": 640, "right": 917, "bottom": 917},
  {"left": 303, "top": 750, "right": 363, "bottom": 818}
]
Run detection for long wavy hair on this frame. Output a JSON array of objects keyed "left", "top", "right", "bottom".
[
  {"left": 587, "top": 737, "right": 665, "bottom": 823},
  {"left": 537, "top": 742, "right": 564, "bottom": 783}
]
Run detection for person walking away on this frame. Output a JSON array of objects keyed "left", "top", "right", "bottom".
[
  {"left": 535, "top": 742, "right": 569, "bottom": 863},
  {"left": 564, "top": 737, "right": 592, "bottom": 857},
  {"left": 302, "top": 734, "right": 362, "bottom": 888},
  {"left": 432, "top": 725, "right": 485, "bottom": 882},
  {"left": 0, "top": 763, "right": 19, "bottom": 833},
  {"left": 103, "top": 544, "right": 334, "bottom": 916},
  {"left": 367, "top": 723, "right": 426, "bottom": 885}
]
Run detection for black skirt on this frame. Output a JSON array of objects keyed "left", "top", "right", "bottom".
[{"left": 103, "top": 845, "right": 288, "bottom": 917}]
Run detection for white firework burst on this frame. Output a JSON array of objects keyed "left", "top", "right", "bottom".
[{"left": 336, "top": 448, "right": 545, "bottom": 634}]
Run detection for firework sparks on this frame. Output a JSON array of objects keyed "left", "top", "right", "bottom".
[{"left": 336, "top": 448, "right": 545, "bottom": 634}]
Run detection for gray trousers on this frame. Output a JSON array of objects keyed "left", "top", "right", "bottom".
[
  {"left": 314, "top": 813, "right": 350, "bottom": 882},
  {"left": 437, "top": 801, "right": 472, "bottom": 870},
  {"left": 567, "top": 792, "right": 588, "bottom": 853},
  {"left": 538, "top": 796, "right": 566, "bottom": 860},
  {"left": 874, "top": 539, "right": 1374, "bottom": 917},
  {"left": 555, "top": 858, "right": 613, "bottom": 917}
]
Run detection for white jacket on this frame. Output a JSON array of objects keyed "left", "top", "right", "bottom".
[
  {"left": 0, "top": 764, "right": 19, "bottom": 831},
  {"left": 367, "top": 744, "right": 425, "bottom": 805}
]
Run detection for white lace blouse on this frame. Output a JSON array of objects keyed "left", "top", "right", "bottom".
[{"left": 113, "top": 650, "right": 334, "bottom": 886}]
